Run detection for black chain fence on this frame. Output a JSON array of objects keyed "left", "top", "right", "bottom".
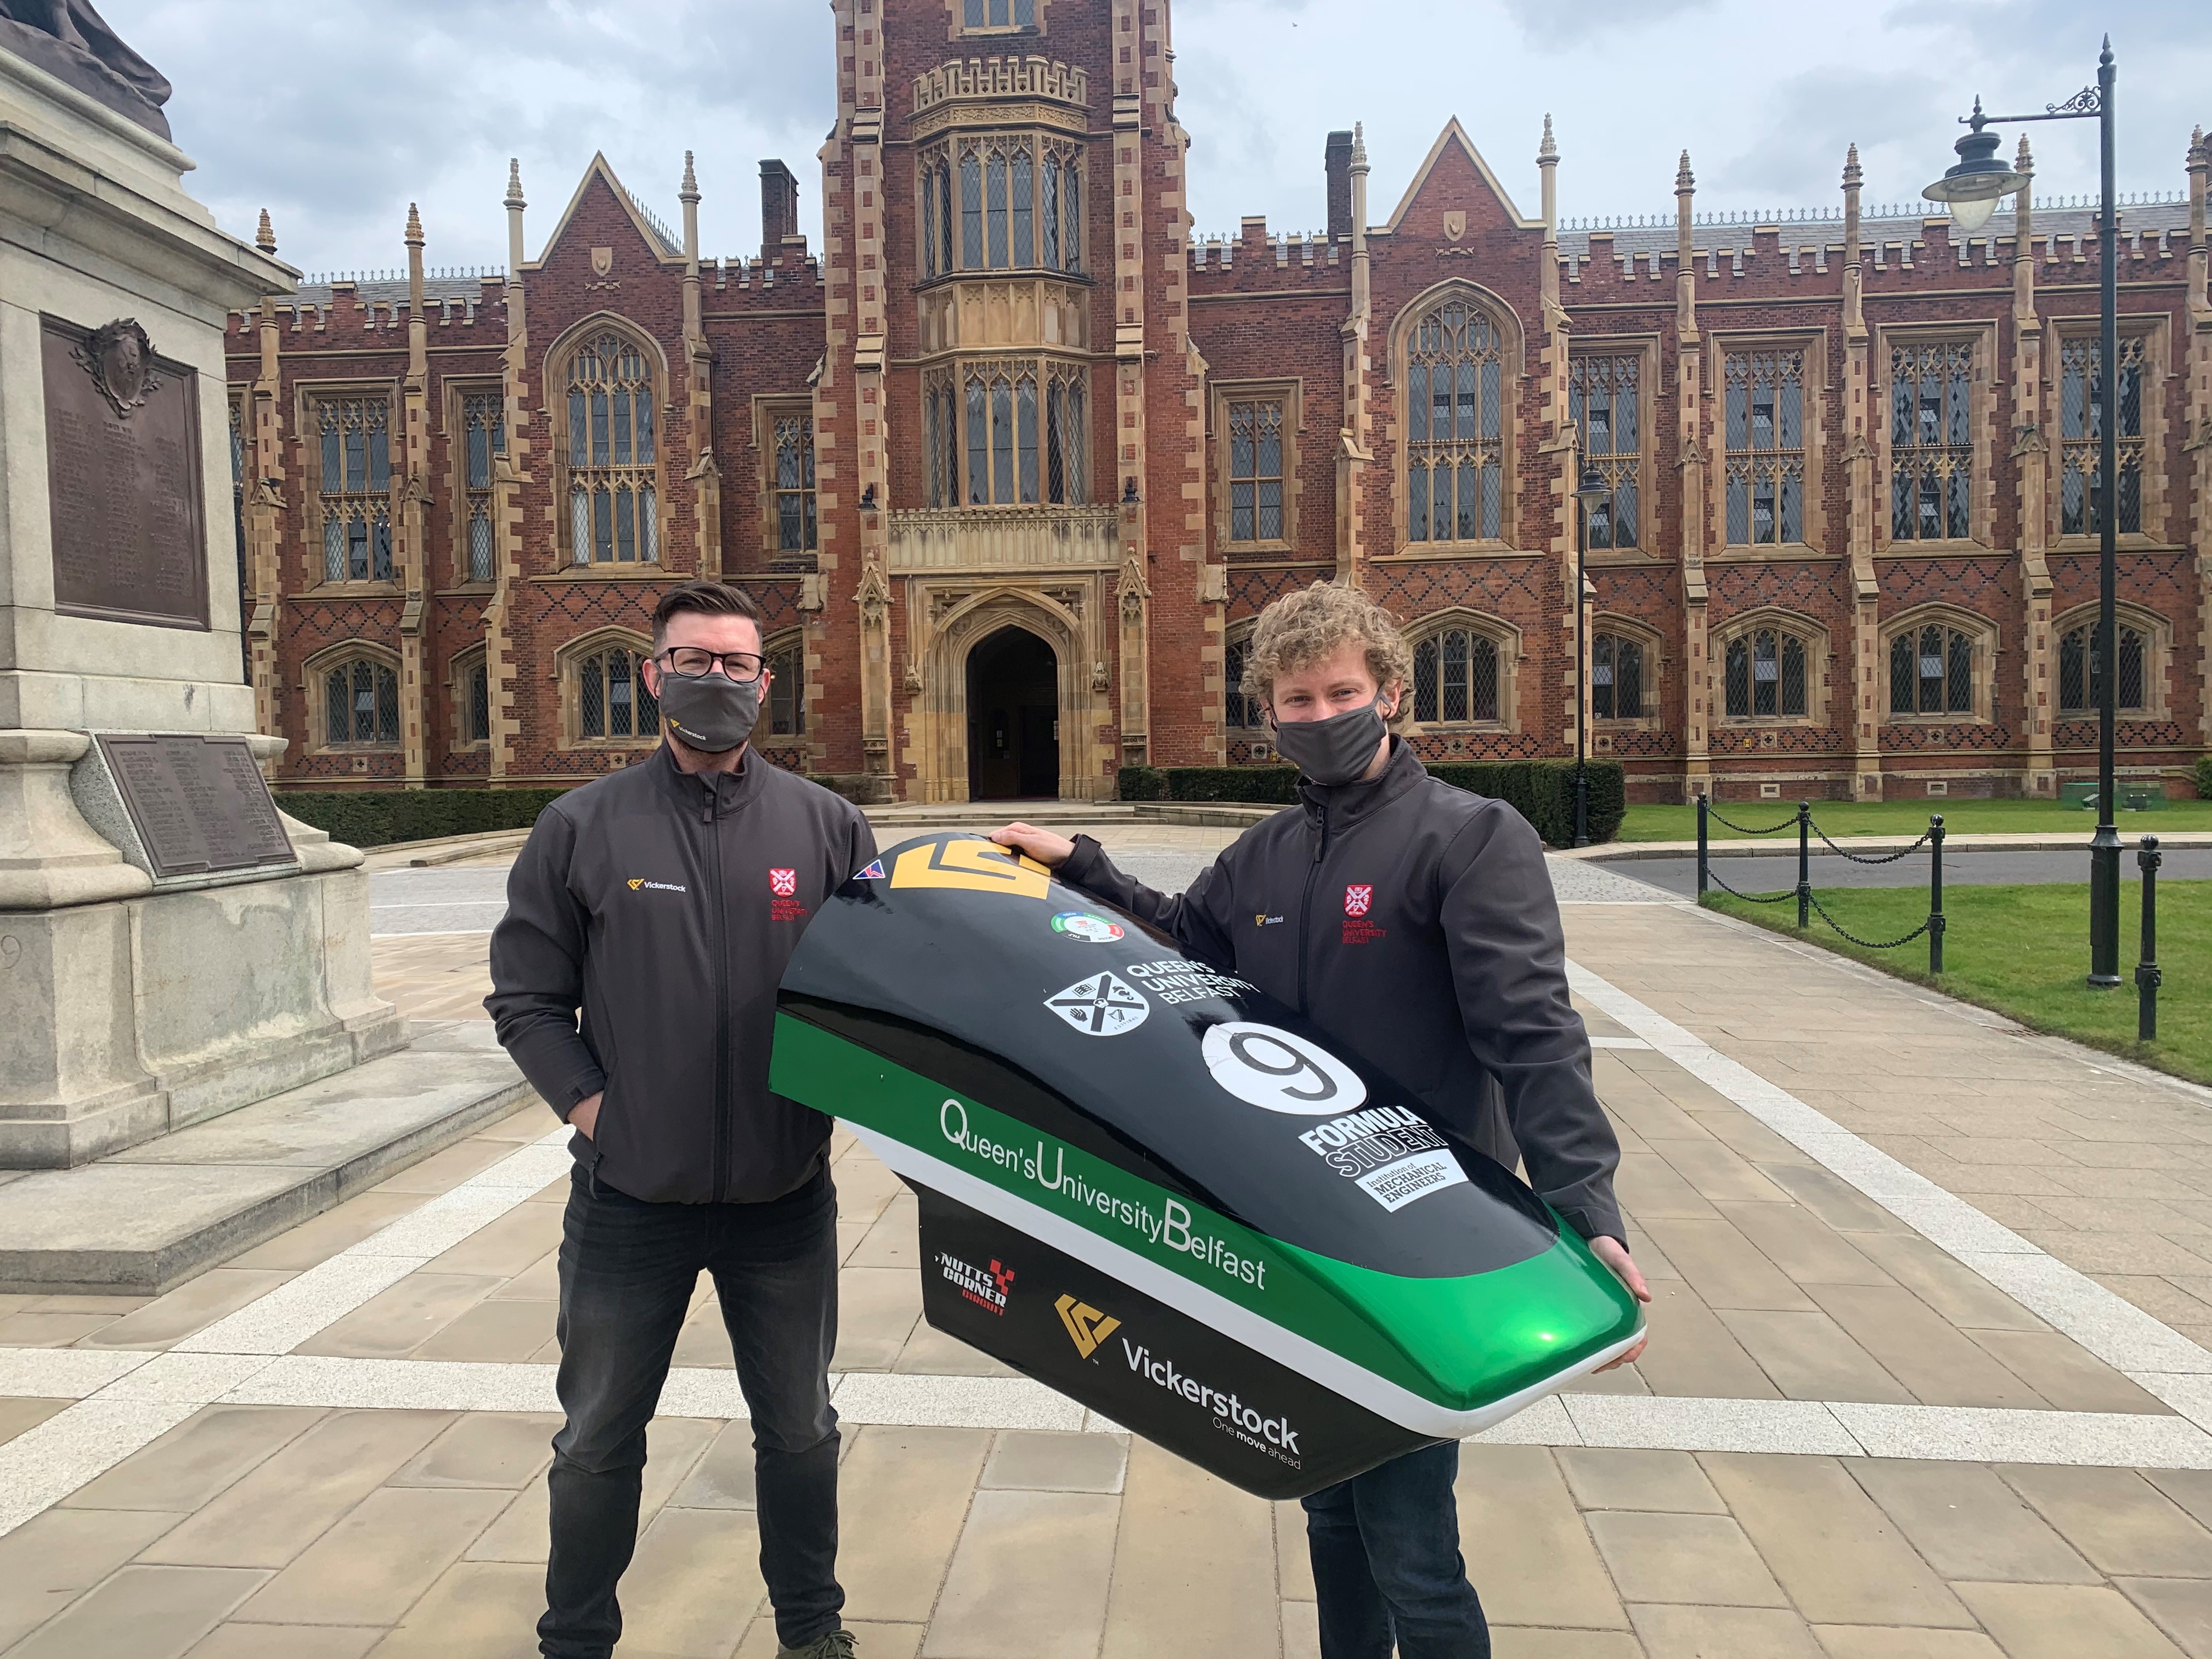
[{"left": 1694, "top": 796, "right": 1948, "bottom": 973}]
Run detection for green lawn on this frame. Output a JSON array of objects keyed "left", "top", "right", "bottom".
[
  {"left": 1703, "top": 879, "right": 2212, "bottom": 1089},
  {"left": 1622, "top": 795, "right": 2212, "bottom": 843}
]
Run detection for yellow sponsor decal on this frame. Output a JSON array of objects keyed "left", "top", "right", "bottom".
[
  {"left": 628, "top": 878, "right": 645, "bottom": 891},
  {"left": 1055, "top": 1293, "right": 1121, "bottom": 1359},
  {"left": 891, "top": 839, "right": 1051, "bottom": 900}
]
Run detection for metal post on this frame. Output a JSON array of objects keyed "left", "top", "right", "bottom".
[
  {"left": 1928, "top": 814, "right": 1946, "bottom": 975},
  {"left": 2136, "top": 833, "right": 2162, "bottom": 1041},
  {"left": 2088, "top": 38, "right": 2123, "bottom": 986},
  {"left": 1796, "top": 800, "right": 1810, "bottom": 929},
  {"left": 1573, "top": 484, "right": 1590, "bottom": 848},
  {"left": 1696, "top": 793, "right": 1709, "bottom": 898}
]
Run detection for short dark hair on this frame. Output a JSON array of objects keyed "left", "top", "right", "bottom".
[{"left": 652, "top": 580, "right": 763, "bottom": 650}]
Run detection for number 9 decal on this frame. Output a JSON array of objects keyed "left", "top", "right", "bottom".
[{"left": 1201, "top": 1022, "right": 1368, "bottom": 1115}]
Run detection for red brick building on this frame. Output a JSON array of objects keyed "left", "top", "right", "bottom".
[{"left": 227, "top": 0, "right": 2212, "bottom": 804}]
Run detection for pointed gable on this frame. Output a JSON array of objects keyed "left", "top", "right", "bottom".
[
  {"left": 1383, "top": 120, "right": 1542, "bottom": 239},
  {"left": 526, "top": 152, "right": 685, "bottom": 272}
]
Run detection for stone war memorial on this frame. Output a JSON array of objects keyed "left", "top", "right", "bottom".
[{"left": 0, "top": 10, "right": 522, "bottom": 1294}]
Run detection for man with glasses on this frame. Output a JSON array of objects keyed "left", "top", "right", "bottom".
[{"left": 490, "top": 580, "right": 876, "bottom": 1659}]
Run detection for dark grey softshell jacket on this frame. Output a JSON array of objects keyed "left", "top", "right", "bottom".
[
  {"left": 486, "top": 744, "right": 877, "bottom": 1205},
  {"left": 1061, "top": 740, "right": 1626, "bottom": 1244}
]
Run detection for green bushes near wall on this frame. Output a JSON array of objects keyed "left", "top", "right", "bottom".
[
  {"left": 276, "top": 788, "right": 571, "bottom": 850},
  {"left": 1116, "top": 758, "right": 1627, "bottom": 847},
  {"left": 2198, "top": 755, "right": 2211, "bottom": 802}
]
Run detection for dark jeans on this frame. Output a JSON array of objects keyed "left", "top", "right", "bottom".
[
  {"left": 1301, "top": 1441, "right": 1488, "bottom": 1659},
  {"left": 540, "top": 1163, "right": 843, "bottom": 1658}
]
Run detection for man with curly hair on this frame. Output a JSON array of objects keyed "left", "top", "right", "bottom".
[{"left": 995, "top": 579, "right": 1646, "bottom": 1659}]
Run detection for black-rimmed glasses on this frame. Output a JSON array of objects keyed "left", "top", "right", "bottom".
[{"left": 656, "top": 647, "right": 766, "bottom": 682}]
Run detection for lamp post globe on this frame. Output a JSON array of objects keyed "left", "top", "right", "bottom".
[
  {"left": 1923, "top": 101, "right": 2028, "bottom": 233},
  {"left": 1572, "top": 463, "right": 1606, "bottom": 848}
]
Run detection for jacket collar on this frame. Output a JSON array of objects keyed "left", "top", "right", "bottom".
[
  {"left": 1297, "top": 736, "right": 1426, "bottom": 831},
  {"left": 650, "top": 740, "right": 765, "bottom": 816}
]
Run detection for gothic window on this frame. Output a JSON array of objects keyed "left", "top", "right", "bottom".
[
  {"left": 562, "top": 332, "right": 658, "bottom": 566},
  {"left": 320, "top": 654, "right": 399, "bottom": 749},
  {"left": 774, "top": 414, "right": 817, "bottom": 552},
  {"left": 461, "top": 390, "right": 504, "bottom": 583},
  {"left": 937, "top": 361, "right": 1084, "bottom": 507},
  {"left": 1406, "top": 301, "right": 1505, "bottom": 544},
  {"left": 1887, "top": 622, "right": 1977, "bottom": 717},
  {"left": 1724, "top": 348, "right": 1806, "bottom": 546},
  {"left": 453, "top": 648, "right": 491, "bottom": 746},
  {"left": 1723, "top": 626, "right": 1810, "bottom": 720},
  {"left": 1226, "top": 399, "right": 1285, "bottom": 545},
  {"left": 2057, "top": 620, "right": 2151, "bottom": 714},
  {"left": 1059, "top": 154, "right": 1080, "bottom": 273},
  {"left": 936, "top": 163, "right": 955, "bottom": 276},
  {"left": 2059, "top": 334, "right": 2146, "bottom": 537},
  {"left": 766, "top": 634, "right": 805, "bottom": 738},
  {"left": 1570, "top": 356, "right": 1639, "bottom": 549},
  {"left": 572, "top": 641, "right": 660, "bottom": 743},
  {"left": 1889, "top": 342, "right": 1972, "bottom": 541},
  {"left": 1223, "top": 628, "right": 1264, "bottom": 730},
  {"left": 935, "top": 140, "right": 1079, "bottom": 273},
  {"left": 960, "top": 153, "right": 984, "bottom": 268},
  {"left": 315, "top": 398, "right": 393, "bottom": 583},
  {"left": 1411, "top": 625, "right": 1504, "bottom": 726},
  {"left": 961, "top": 0, "right": 1036, "bottom": 27},
  {"left": 1592, "top": 631, "right": 1645, "bottom": 720}
]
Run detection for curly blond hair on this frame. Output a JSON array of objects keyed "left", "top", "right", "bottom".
[{"left": 1240, "top": 581, "right": 1414, "bottom": 724}]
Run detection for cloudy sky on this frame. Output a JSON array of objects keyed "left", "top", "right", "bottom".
[{"left": 103, "top": 0, "right": 2209, "bottom": 281}]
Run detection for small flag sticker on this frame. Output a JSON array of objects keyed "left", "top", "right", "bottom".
[{"left": 855, "top": 858, "right": 886, "bottom": 881}]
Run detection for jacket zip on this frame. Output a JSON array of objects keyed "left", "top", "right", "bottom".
[
  {"left": 1296, "top": 804, "right": 1328, "bottom": 1014},
  {"left": 706, "top": 781, "right": 732, "bottom": 1204}
]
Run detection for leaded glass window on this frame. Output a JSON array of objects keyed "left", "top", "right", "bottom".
[
  {"left": 317, "top": 398, "right": 393, "bottom": 583},
  {"left": 2059, "top": 335, "right": 2146, "bottom": 537},
  {"left": 1724, "top": 349, "right": 1806, "bottom": 546},
  {"left": 1047, "top": 368, "right": 1086, "bottom": 505},
  {"left": 1888, "top": 623, "right": 1975, "bottom": 716},
  {"left": 2057, "top": 623, "right": 2149, "bottom": 714},
  {"left": 947, "top": 361, "right": 1084, "bottom": 507},
  {"left": 1223, "top": 634, "right": 1263, "bottom": 729},
  {"left": 1411, "top": 628, "right": 1502, "bottom": 725},
  {"left": 1723, "top": 627, "right": 1808, "bottom": 719},
  {"left": 455, "top": 652, "right": 491, "bottom": 745},
  {"left": 961, "top": 0, "right": 1035, "bottom": 26},
  {"left": 1226, "top": 400, "right": 1285, "bottom": 544},
  {"left": 1890, "top": 342, "right": 1972, "bottom": 541},
  {"left": 563, "top": 334, "right": 657, "bottom": 565},
  {"left": 1406, "top": 303, "right": 1505, "bottom": 543},
  {"left": 1570, "top": 356, "right": 1639, "bottom": 549},
  {"left": 322, "top": 657, "right": 399, "bottom": 748},
  {"left": 941, "top": 138, "right": 1067, "bottom": 272},
  {"left": 767, "top": 637, "right": 805, "bottom": 738},
  {"left": 1592, "top": 631, "right": 1644, "bottom": 720},
  {"left": 774, "top": 414, "right": 816, "bottom": 552},
  {"left": 576, "top": 645, "right": 659, "bottom": 741},
  {"left": 461, "top": 390, "right": 504, "bottom": 583}
]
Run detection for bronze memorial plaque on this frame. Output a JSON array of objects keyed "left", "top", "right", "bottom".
[
  {"left": 41, "top": 314, "right": 208, "bottom": 630},
  {"left": 95, "top": 735, "right": 296, "bottom": 879}
]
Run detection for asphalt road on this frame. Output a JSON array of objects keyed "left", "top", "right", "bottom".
[{"left": 1602, "top": 845, "right": 2212, "bottom": 899}]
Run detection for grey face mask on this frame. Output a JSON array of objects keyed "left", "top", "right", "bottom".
[
  {"left": 655, "top": 669, "right": 762, "bottom": 754},
  {"left": 1269, "top": 697, "right": 1393, "bottom": 788}
]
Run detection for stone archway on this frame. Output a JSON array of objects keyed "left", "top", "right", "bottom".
[
  {"left": 966, "top": 625, "right": 1060, "bottom": 799},
  {"left": 909, "top": 586, "right": 1103, "bottom": 803}
]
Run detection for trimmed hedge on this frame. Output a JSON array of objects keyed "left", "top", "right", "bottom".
[
  {"left": 1117, "top": 758, "right": 1627, "bottom": 847},
  {"left": 276, "top": 787, "right": 571, "bottom": 850},
  {"left": 2199, "top": 755, "right": 2212, "bottom": 802}
]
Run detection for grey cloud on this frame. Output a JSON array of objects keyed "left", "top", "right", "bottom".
[{"left": 1500, "top": 0, "right": 1717, "bottom": 47}]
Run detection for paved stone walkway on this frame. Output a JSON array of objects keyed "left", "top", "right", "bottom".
[{"left": 3, "top": 823, "right": 2211, "bottom": 1656}]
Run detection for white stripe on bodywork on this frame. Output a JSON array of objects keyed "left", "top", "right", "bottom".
[{"left": 842, "top": 1122, "right": 1643, "bottom": 1441}]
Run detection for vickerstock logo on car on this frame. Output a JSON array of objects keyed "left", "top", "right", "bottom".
[
  {"left": 935, "top": 1249, "right": 1015, "bottom": 1316},
  {"left": 1088, "top": 1309, "right": 1306, "bottom": 1471}
]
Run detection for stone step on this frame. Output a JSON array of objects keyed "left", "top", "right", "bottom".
[{"left": 0, "top": 1024, "right": 533, "bottom": 1296}]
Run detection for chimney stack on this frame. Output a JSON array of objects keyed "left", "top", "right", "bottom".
[
  {"left": 760, "top": 159, "right": 799, "bottom": 258},
  {"left": 1325, "top": 130, "right": 1354, "bottom": 242}
]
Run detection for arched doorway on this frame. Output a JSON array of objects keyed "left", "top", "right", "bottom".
[{"left": 966, "top": 626, "right": 1059, "bottom": 799}]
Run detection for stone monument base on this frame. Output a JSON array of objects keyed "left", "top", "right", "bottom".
[{"left": 1, "top": 729, "right": 405, "bottom": 1168}]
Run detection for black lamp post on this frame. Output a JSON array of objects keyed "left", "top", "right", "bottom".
[
  {"left": 1573, "top": 461, "right": 1607, "bottom": 848},
  {"left": 1923, "top": 38, "right": 2121, "bottom": 987}
]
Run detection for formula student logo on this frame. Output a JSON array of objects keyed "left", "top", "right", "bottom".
[
  {"left": 1056, "top": 1293, "right": 1121, "bottom": 1358},
  {"left": 1043, "top": 971, "right": 1149, "bottom": 1036},
  {"left": 938, "top": 1251, "right": 1015, "bottom": 1316},
  {"left": 1051, "top": 911, "right": 1125, "bottom": 943},
  {"left": 1297, "top": 1107, "right": 1470, "bottom": 1212}
]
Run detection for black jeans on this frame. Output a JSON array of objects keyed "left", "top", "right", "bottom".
[
  {"left": 1301, "top": 1441, "right": 1488, "bottom": 1659},
  {"left": 539, "top": 1163, "right": 843, "bottom": 1657}
]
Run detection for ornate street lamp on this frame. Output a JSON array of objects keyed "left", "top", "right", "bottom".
[
  {"left": 1924, "top": 39, "right": 2122, "bottom": 986},
  {"left": 1573, "top": 461, "right": 1607, "bottom": 848}
]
